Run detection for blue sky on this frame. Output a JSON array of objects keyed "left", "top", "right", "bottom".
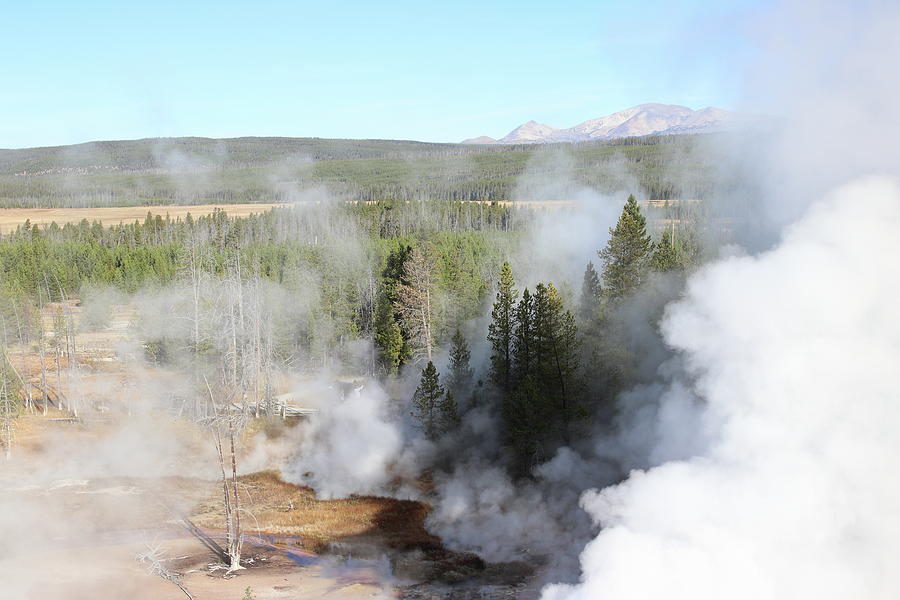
[{"left": 0, "top": 0, "right": 764, "bottom": 148}]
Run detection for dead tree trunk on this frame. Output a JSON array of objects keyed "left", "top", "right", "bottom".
[
  {"left": 4, "top": 350, "right": 32, "bottom": 415},
  {"left": 204, "top": 378, "right": 245, "bottom": 574},
  {"left": 38, "top": 345, "right": 48, "bottom": 416},
  {"left": 1, "top": 380, "right": 12, "bottom": 460}
]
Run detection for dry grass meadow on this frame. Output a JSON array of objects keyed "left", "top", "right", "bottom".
[{"left": 0, "top": 203, "right": 286, "bottom": 233}]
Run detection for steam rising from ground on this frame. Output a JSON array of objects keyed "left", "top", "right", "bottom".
[
  {"left": 545, "top": 176, "right": 900, "bottom": 600},
  {"left": 4, "top": 1, "right": 897, "bottom": 596},
  {"left": 283, "top": 382, "right": 406, "bottom": 498},
  {"left": 541, "top": 1, "right": 900, "bottom": 596}
]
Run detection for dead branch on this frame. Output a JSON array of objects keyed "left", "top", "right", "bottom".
[{"left": 136, "top": 541, "right": 194, "bottom": 600}]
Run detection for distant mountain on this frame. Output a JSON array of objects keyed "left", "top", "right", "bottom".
[
  {"left": 459, "top": 135, "right": 498, "bottom": 145},
  {"left": 462, "top": 103, "right": 736, "bottom": 144},
  {"left": 497, "top": 120, "right": 560, "bottom": 143}
]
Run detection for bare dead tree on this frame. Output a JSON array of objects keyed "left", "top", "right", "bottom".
[
  {"left": 0, "top": 379, "right": 15, "bottom": 460},
  {"left": 202, "top": 377, "right": 248, "bottom": 574},
  {"left": 252, "top": 272, "right": 263, "bottom": 417},
  {"left": 4, "top": 348, "right": 32, "bottom": 414},
  {"left": 189, "top": 241, "right": 203, "bottom": 358},
  {"left": 397, "top": 246, "right": 436, "bottom": 363},
  {"left": 136, "top": 541, "right": 194, "bottom": 599},
  {"left": 53, "top": 277, "right": 80, "bottom": 417},
  {"left": 35, "top": 285, "right": 49, "bottom": 416},
  {"left": 51, "top": 306, "right": 65, "bottom": 412}
]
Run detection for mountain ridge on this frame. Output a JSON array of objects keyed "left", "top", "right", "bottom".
[{"left": 462, "top": 103, "right": 736, "bottom": 144}]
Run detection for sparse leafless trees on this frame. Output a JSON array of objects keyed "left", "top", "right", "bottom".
[
  {"left": 202, "top": 378, "right": 248, "bottom": 574},
  {"left": 397, "top": 246, "right": 435, "bottom": 363}
]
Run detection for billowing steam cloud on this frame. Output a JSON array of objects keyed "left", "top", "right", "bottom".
[
  {"left": 544, "top": 176, "right": 900, "bottom": 600},
  {"left": 283, "top": 381, "right": 406, "bottom": 499},
  {"left": 541, "top": 0, "right": 900, "bottom": 596}
]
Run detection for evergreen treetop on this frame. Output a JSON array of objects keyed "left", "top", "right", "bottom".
[
  {"left": 579, "top": 261, "right": 602, "bottom": 322},
  {"left": 650, "top": 229, "right": 680, "bottom": 271},
  {"left": 599, "top": 194, "right": 653, "bottom": 300},
  {"left": 447, "top": 328, "right": 473, "bottom": 394},
  {"left": 411, "top": 361, "right": 445, "bottom": 440},
  {"left": 487, "top": 261, "right": 518, "bottom": 391}
]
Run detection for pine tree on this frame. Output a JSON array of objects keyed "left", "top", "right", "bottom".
[
  {"left": 599, "top": 195, "right": 653, "bottom": 300},
  {"left": 554, "top": 309, "right": 582, "bottom": 444},
  {"left": 512, "top": 287, "right": 535, "bottom": 384},
  {"left": 487, "top": 261, "right": 517, "bottom": 391},
  {"left": 532, "top": 283, "right": 581, "bottom": 445},
  {"left": 579, "top": 262, "right": 602, "bottom": 322},
  {"left": 411, "top": 361, "right": 445, "bottom": 440},
  {"left": 447, "top": 329, "right": 473, "bottom": 395},
  {"left": 374, "top": 292, "right": 404, "bottom": 374},
  {"left": 532, "top": 283, "right": 554, "bottom": 371},
  {"left": 440, "top": 389, "right": 460, "bottom": 432},
  {"left": 502, "top": 377, "right": 547, "bottom": 475},
  {"left": 650, "top": 229, "right": 678, "bottom": 271},
  {"left": 382, "top": 245, "right": 412, "bottom": 295}
]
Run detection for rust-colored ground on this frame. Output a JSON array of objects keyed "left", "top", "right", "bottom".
[{"left": 191, "top": 470, "right": 440, "bottom": 555}]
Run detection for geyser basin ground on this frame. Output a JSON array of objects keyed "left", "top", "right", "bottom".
[{"left": 0, "top": 416, "right": 534, "bottom": 599}]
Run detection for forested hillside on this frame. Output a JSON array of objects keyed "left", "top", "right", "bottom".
[{"left": 0, "top": 134, "right": 720, "bottom": 207}]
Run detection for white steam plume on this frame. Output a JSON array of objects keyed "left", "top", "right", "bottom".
[
  {"left": 282, "top": 381, "right": 406, "bottom": 499},
  {"left": 542, "top": 1, "right": 900, "bottom": 597},
  {"left": 544, "top": 175, "right": 900, "bottom": 600}
]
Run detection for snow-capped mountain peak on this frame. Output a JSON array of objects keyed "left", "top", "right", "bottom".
[
  {"left": 462, "top": 103, "right": 735, "bottom": 144},
  {"left": 497, "top": 120, "right": 560, "bottom": 143}
]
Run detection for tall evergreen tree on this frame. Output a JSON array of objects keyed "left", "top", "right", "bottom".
[
  {"left": 447, "top": 329, "right": 473, "bottom": 395},
  {"left": 487, "top": 261, "right": 518, "bottom": 392},
  {"left": 553, "top": 309, "right": 581, "bottom": 444},
  {"left": 374, "top": 291, "right": 404, "bottom": 374},
  {"left": 411, "top": 361, "right": 445, "bottom": 440},
  {"left": 382, "top": 245, "right": 412, "bottom": 297},
  {"left": 532, "top": 283, "right": 554, "bottom": 369},
  {"left": 650, "top": 229, "right": 679, "bottom": 271},
  {"left": 502, "top": 378, "right": 547, "bottom": 475},
  {"left": 579, "top": 262, "right": 602, "bottom": 322},
  {"left": 599, "top": 195, "right": 653, "bottom": 300},
  {"left": 440, "top": 389, "right": 461, "bottom": 432},
  {"left": 532, "top": 283, "right": 582, "bottom": 445},
  {"left": 512, "top": 287, "right": 535, "bottom": 384}
]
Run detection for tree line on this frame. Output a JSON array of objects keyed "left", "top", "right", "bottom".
[
  {"left": 408, "top": 195, "right": 701, "bottom": 473},
  {"left": 0, "top": 192, "right": 702, "bottom": 474},
  {"left": 0, "top": 134, "right": 718, "bottom": 208}
]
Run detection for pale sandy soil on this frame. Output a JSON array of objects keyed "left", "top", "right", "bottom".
[
  {"left": 0, "top": 203, "right": 286, "bottom": 233},
  {"left": 1, "top": 536, "right": 389, "bottom": 600},
  {"left": 0, "top": 423, "right": 396, "bottom": 600},
  {"left": 0, "top": 304, "right": 532, "bottom": 600}
]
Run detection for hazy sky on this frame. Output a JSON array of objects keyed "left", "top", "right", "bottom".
[{"left": 1, "top": 0, "right": 764, "bottom": 148}]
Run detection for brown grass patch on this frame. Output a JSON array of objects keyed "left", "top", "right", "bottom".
[{"left": 191, "top": 470, "right": 439, "bottom": 554}]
